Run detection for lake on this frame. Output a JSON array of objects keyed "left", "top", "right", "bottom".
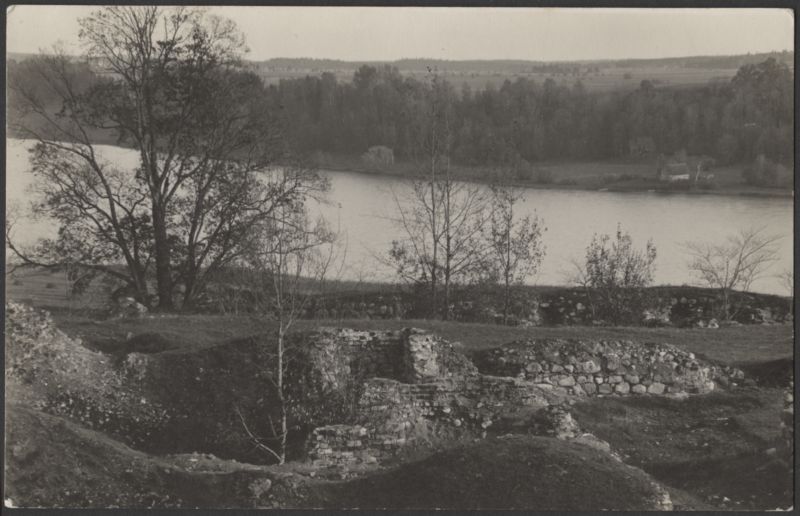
[{"left": 6, "top": 139, "right": 794, "bottom": 295}]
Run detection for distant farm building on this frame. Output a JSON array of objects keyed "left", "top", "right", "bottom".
[
  {"left": 656, "top": 154, "right": 715, "bottom": 183},
  {"left": 658, "top": 162, "right": 691, "bottom": 182}
]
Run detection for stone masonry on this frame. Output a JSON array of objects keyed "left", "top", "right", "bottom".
[
  {"left": 304, "top": 328, "right": 554, "bottom": 467},
  {"left": 473, "top": 338, "right": 746, "bottom": 397},
  {"left": 306, "top": 331, "right": 747, "bottom": 468}
]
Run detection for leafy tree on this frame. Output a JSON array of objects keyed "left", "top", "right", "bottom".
[
  {"left": 7, "top": 6, "right": 303, "bottom": 310},
  {"left": 684, "top": 227, "right": 781, "bottom": 320},
  {"left": 484, "top": 185, "right": 546, "bottom": 324}
]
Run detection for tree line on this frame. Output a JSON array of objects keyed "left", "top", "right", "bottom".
[
  {"left": 268, "top": 58, "right": 792, "bottom": 172},
  {"left": 10, "top": 53, "right": 793, "bottom": 175}
]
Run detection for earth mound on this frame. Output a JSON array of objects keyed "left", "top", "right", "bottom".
[
  {"left": 4, "top": 403, "right": 302, "bottom": 509},
  {"left": 317, "top": 435, "right": 673, "bottom": 510}
]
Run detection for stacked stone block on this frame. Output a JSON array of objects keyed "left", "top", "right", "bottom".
[{"left": 474, "top": 339, "right": 745, "bottom": 397}]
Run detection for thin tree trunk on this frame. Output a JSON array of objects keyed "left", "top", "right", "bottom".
[
  {"left": 503, "top": 275, "right": 511, "bottom": 325},
  {"left": 722, "top": 288, "right": 731, "bottom": 321},
  {"left": 152, "top": 203, "right": 174, "bottom": 310},
  {"left": 443, "top": 264, "right": 451, "bottom": 321},
  {"left": 429, "top": 157, "right": 438, "bottom": 319},
  {"left": 277, "top": 326, "right": 286, "bottom": 465},
  {"left": 503, "top": 222, "right": 512, "bottom": 325}
]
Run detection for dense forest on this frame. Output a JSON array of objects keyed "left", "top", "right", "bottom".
[
  {"left": 7, "top": 55, "right": 793, "bottom": 181},
  {"left": 268, "top": 58, "right": 793, "bottom": 172}
]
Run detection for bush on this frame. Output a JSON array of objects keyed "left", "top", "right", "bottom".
[
  {"left": 742, "top": 155, "right": 792, "bottom": 188},
  {"left": 361, "top": 146, "right": 395, "bottom": 171},
  {"left": 575, "top": 225, "right": 657, "bottom": 324}
]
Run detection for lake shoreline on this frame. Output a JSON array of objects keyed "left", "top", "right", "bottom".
[
  {"left": 317, "top": 162, "right": 794, "bottom": 199},
  {"left": 8, "top": 136, "right": 792, "bottom": 199}
]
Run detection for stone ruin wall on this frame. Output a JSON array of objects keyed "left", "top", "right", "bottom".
[
  {"left": 4, "top": 304, "right": 750, "bottom": 470},
  {"left": 473, "top": 339, "right": 746, "bottom": 397},
  {"left": 304, "top": 330, "right": 747, "bottom": 468},
  {"left": 304, "top": 328, "right": 556, "bottom": 467}
]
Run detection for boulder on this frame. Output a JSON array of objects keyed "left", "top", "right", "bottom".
[{"left": 648, "top": 382, "right": 666, "bottom": 394}]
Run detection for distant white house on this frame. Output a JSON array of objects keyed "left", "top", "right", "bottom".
[
  {"left": 659, "top": 162, "right": 691, "bottom": 182},
  {"left": 657, "top": 154, "right": 715, "bottom": 183},
  {"left": 666, "top": 173, "right": 690, "bottom": 182}
]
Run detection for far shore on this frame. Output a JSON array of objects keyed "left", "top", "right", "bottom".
[
  {"left": 8, "top": 136, "right": 792, "bottom": 199},
  {"left": 315, "top": 158, "right": 794, "bottom": 199}
]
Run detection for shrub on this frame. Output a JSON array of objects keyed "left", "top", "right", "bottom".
[
  {"left": 573, "top": 225, "right": 657, "bottom": 324},
  {"left": 742, "top": 155, "right": 792, "bottom": 188}
]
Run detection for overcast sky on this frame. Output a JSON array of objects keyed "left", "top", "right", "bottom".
[{"left": 6, "top": 6, "right": 794, "bottom": 62}]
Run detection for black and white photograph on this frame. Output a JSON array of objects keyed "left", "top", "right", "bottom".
[{"left": 3, "top": 4, "right": 795, "bottom": 511}]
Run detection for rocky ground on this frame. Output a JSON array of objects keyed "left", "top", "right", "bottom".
[{"left": 4, "top": 302, "right": 794, "bottom": 510}]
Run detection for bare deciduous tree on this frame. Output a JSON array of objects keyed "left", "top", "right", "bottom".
[
  {"left": 387, "top": 73, "right": 489, "bottom": 319},
  {"left": 241, "top": 168, "right": 335, "bottom": 464},
  {"left": 684, "top": 227, "right": 781, "bottom": 319},
  {"left": 776, "top": 269, "right": 793, "bottom": 298},
  {"left": 484, "top": 185, "right": 546, "bottom": 324}
]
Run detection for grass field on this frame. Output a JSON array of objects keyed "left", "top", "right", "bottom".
[
  {"left": 53, "top": 311, "right": 793, "bottom": 368},
  {"left": 6, "top": 267, "right": 112, "bottom": 310}
]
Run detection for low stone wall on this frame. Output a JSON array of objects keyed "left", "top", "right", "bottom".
[
  {"left": 307, "top": 374, "right": 554, "bottom": 467},
  {"left": 473, "top": 339, "right": 745, "bottom": 397},
  {"left": 296, "top": 286, "right": 792, "bottom": 328}
]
